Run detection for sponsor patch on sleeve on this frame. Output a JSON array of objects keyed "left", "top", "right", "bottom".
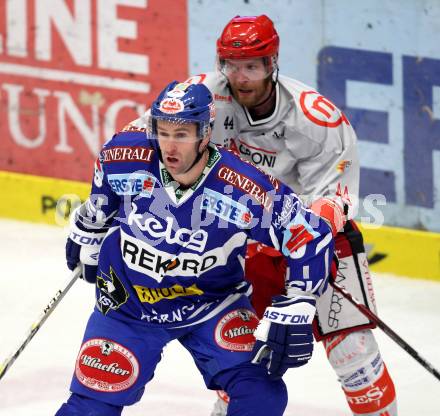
[
  {"left": 201, "top": 188, "right": 253, "bottom": 228},
  {"left": 107, "top": 172, "right": 156, "bottom": 196}
]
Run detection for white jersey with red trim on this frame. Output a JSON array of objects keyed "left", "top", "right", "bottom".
[{"left": 185, "top": 72, "right": 359, "bottom": 220}]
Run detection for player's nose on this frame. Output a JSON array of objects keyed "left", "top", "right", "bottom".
[{"left": 163, "top": 141, "right": 178, "bottom": 154}]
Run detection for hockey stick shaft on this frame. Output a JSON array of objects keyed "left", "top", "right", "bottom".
[
  {"left": 330, "top": 280, "right": 440, "bottom": 381},
  {"left": 0, "top": 266, "right": 81, "bottom": 381}
]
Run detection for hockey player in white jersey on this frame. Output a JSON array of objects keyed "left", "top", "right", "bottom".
[{"left": 191, "top": 15, "right": 398, "bottom": 416}]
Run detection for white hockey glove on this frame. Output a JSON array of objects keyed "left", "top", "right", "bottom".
[
  {"left": 251, "top": 295, "right": 316, "bottom": 380},
  {"left": 65, "top": 205, "right": 107, "bottom": 284}
]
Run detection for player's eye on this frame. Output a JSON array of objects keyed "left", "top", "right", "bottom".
[
  {"left": 175, "top": 132, "right": 189, "bottom": 140},
  {"left": 158, "top": 131, "right": 169, "bottom": 138}
]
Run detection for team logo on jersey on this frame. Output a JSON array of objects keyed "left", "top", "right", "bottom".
[
  {"left": 102, "top": 146, "right": 154, "bottom": 163},
  {"left": 217, "top": 165, "right": 273, "bottom": 211},
  {"left": 133, "top": 283, "right": 203, "bottom": 304},
  {"left": 96, "top": 267, "right": 129, "bottom": 315},
  {"left": 300, "top": 91, "right": 350, "bottom": 128},
  {"left": 201, "top": 188, "right": 253, "bottom": 228},
  {"left": 108, "top": 172, "right": 156, "bottom": 196},
  {"left": 159, "top": 97, "right": 185, "bottom": 114},
  {"left": 215, "top": 309, "right": 258, "bottom": 352},
  {"left": 127, "top": 203, "right": 208, "bottom": 252},
  {"left": 75, "top": 338, "right": 139, "bottom": 392},
  {"left": 337, "top": 160, "right": 352, "bottom": 173},
  {"left": 282, "top": 212, "right": 320, "bottom": 257}
]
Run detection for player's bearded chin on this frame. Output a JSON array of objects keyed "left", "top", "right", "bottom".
[{"left": 232, "top": 77, "right": 273, "bottom": 108}]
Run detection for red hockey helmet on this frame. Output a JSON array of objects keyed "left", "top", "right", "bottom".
[{"left": 216, "top": 15, "right": 279, "bottom": 60}]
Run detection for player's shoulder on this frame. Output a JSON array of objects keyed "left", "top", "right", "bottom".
[
  {"left": 216, "top": 146, "right": 281, "bottom": 194},
  {"left": 103, "top": 115, "right": 149, "bottom": 149},
  {"left": 99, "top": 115, "right": 157, "bottom": 167},
  {"left": 278, "top": 74, "right": 351, "bottom": 144},
  {"left": 185, "top": 72, "right": 230, "bottom": 99}
]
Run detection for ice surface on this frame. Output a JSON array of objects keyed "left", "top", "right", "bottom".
[{"left": 0, "top": 219, "right": 439, "bottom": 415}]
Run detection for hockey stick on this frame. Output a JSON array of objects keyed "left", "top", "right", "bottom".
[
  {"left": 330, "top": 279, "right": 440, "bottom": 382},
  {"left": 0, "top": 266, "right": 81, "bottom": 381}
]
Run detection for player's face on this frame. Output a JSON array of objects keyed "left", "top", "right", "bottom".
[
  {"left": 222, "top": 58, "right": 272, "bottom": 108},
  {"left": 157, "top": 120, "right": 200, "bottom": 175}
]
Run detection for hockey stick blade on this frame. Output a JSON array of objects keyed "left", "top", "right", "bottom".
[
  {"left": 330, "top": 280, "right": 440, "bottom": 382},
  {"left": 0, "top": 266, "right": 81, "bottom": 382}
]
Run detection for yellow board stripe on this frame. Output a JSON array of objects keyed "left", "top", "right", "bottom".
[
  {"left": 1, "top": 170, "right": 439, "bottom": 281},
  {"left": 359, "top": 224, "right": 440, "bottom": 282},
  {"left": 0, "top": 170, "right": 90, "bottom": 226}
]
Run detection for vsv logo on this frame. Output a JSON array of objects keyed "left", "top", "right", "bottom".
[{"left": 127, "top": 202, "right": 208, "bottom": 252}]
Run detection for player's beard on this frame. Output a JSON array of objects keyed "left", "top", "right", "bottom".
[{"left": 229, "top": 76, "right": 273, "bottom": 109}]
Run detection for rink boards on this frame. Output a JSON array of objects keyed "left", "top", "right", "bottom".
[{"left": 1, "top": 170, "right": 439, "bottom": 282}]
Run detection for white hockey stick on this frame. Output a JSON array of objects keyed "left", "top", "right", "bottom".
[{"left": 0, "top": 266, "right": 81, "bottom": 381}]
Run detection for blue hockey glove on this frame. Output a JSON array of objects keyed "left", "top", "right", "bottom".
[
  {"left": 66, "top": 221, "right": 106, "bottom": 284},
  {"left": 251, "top": 295, "right": 316, "bottom": 380}
]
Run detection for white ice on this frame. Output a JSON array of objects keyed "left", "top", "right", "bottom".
[{"left": 0, "top": 219, "right": 439, "bottom": 415}]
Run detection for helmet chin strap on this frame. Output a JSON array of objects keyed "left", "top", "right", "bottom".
[{"left": 183, "top": 140, "right": 207, "bottom": 175}]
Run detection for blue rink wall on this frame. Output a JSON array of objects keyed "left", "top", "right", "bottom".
[{"left": 188, "top": 0, "right": 440, "bottom": 233}]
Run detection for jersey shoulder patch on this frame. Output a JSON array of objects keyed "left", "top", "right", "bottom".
[
  {"left": 280, "top": 76, "right": 350, "bottom": 130},
  {"left": 216, "top": 148, "right": 281, "bottom": 211}
]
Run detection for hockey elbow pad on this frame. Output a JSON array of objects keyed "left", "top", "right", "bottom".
[{"left": 251, "top": 295, "right": 316, "bottom": 380}]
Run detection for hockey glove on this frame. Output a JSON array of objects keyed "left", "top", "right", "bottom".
[
  {"left": 251, "top": 295, "right": 316, "bottom": 380},
  {"left": 66, "top": 221, "right": 107, "bottom": 284}
]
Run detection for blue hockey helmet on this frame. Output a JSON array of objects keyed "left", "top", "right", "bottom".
[{"left": 150, "top": 81, "right": 215, "bottom": 140}]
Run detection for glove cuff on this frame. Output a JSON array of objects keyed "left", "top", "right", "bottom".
[
  {"left": 69, "top": 221, "right": 107, "bottom": 247},
  {"left": 262, "top": 295, "right": 316, "bottom": 326}
]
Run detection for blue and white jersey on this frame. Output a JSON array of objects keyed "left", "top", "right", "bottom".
[{"left": 83, "top": 122, "right": 334, "bottom": 328}]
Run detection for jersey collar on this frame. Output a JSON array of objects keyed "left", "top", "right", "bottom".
[
  {"left": 242, "top": 82, "right": 281, "bottom": 127},
  {"left": 159, "top": 144, "right": 221, "bottom": 205}
]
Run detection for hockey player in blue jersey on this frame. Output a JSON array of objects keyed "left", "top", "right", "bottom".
[{"left": 56, "top": 80, "right": 334, "bottom": 416}]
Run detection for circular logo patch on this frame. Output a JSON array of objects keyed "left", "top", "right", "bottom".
[
  {"left": 159, "top": 97, "right": 185, "bottom": 114},
  {"left": 75, "top": 338, "right": 139, "bottom": 392},
  {"left": 300, "top": 90, "right": 349, "bottom": 127},
  {"left": 215, "top": 309, "right": 258, "bottom": 351}
]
